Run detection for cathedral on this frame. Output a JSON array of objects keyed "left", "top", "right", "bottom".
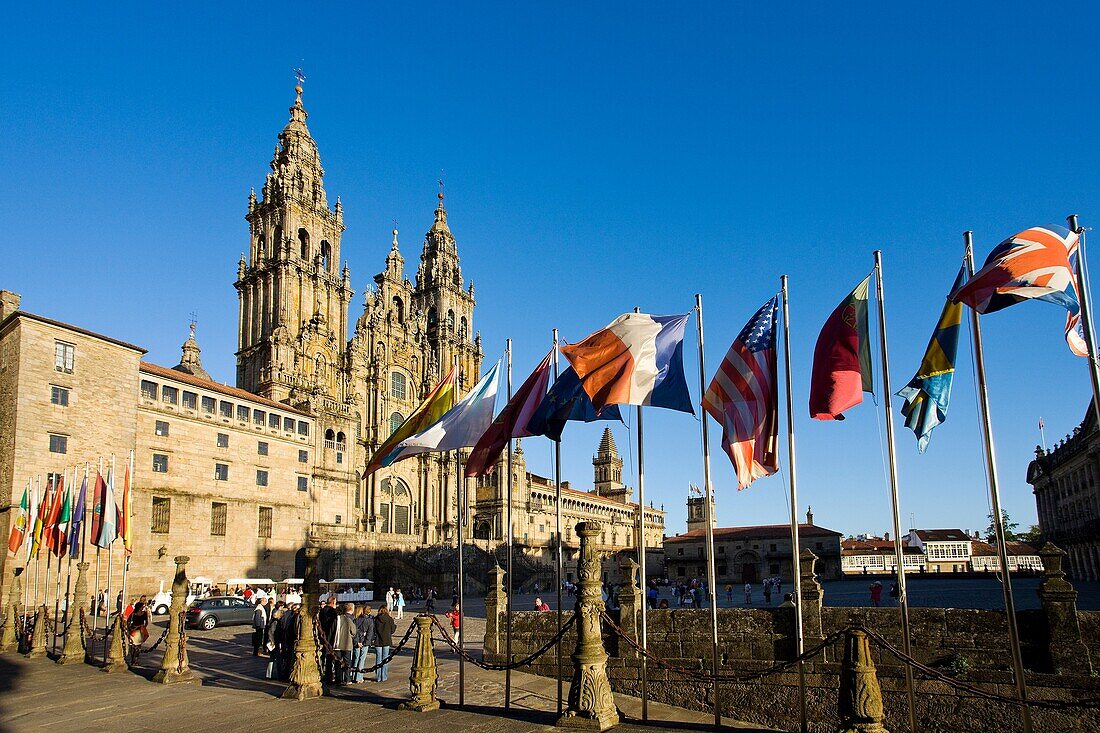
[{"left": 0, "top": 84, "right": 662, "bottom": 594}]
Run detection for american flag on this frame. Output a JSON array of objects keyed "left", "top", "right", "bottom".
[{"left": 703, "top": 296, "right": 779, "bottom": 489}]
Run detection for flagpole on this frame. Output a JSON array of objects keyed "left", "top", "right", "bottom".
[
  {"left": 779, "top": 275, "right": 808, "bottom": 733},
  {"left": 62, "top": 466, "right": 77, "bottom": 653},
  {"left": 552, "top": 328, "right": 564, "bottom": 716},
  {"left": 33, "top": 476, "right": 42, "bottom": 612},
  {"left": 453, "top": 356, "right": 465, "bottom": 708},
  {"left": 51, "top": 468, "right": 67, "bottom": 653},
  {"left": 872, "top": 251, "right": 919, "bottom": 733},
  {"left": 21, "top": 478, "right": 31, "bottom": 643},
  {"left": 964, "top": 231, "right": 1033, "bottom": 733},
  {"left": 631, "top": 306, "right": 650, "bottom": 723},
  {"left": 504, "top": 338, "right": 514, "bottom": 710},
  {"left": 120, "top": 449, "right": 133, "bottom": 617},
  {"left": 93, "top": 459, "right": 102, "bottom": 638},
  {"left": 1067, "top": 215, "right": 1100, "bottom": 425},
  {"left": 694, "top": 293, "right": 722, "bottom": 729},
  {"left": 106, "top": 453, "right": 116, "bottom": 650}
]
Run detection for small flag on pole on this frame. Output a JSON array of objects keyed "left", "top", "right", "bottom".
[
  {"left": 121, "top": 460, "right": 133, "bottom": 557},
  {"left": 561, "top": 312, "right": 694, "bottom": 414},
  {"left": 809, "top": 275, "right": 873, "bottom": 420},
  {"left": 92, "top": 469, "right": 119, "bottom": 549},
  {"left": 896, "top": 268, "right": 965, "bottom": 452},
  {"left": 702, "top": 296, "right": 780, "bottom": 489},
  {"left": 1039, "top": 416, "right": 1045, "bottom": 430},
  {"left": 6, "top": 484, "right": 29, "bottom": 554},
  {"left": 68, "top": 473, "right": 87, "bottom": 559}
]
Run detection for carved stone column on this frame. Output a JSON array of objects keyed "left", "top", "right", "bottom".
[
  {"left": 799, "top": 549, "right": 826, "bottom": 661},
  {"left": 0, "top": 568, "right": 21, "bottom": 653},
  {"left": 558, "top": 521, "right": 619, "bottom": 731},
  {"left": 616, "top": 558, "right": 641, "bottom": 648},
  {"left": 25, "top": 605, "right": 48, "bottom": 658},
  {"left": 101, "top": 614, "right": 128, "bottom": 672},
  {"left": 399, "top": 615, "right": 440, "bottom": 712},
  {"left": 153, "top": 556, "right": 198, "bottom": 684},
  {"left": 58, "top": 562, "right": 88, "bottom": 664},
  {"left": 484, "top": 564, "right": 506, "bottom": 657},
  {"left": 283, "top": 545, "right": 323, "bottom": 700},
  {"left": 1037, "top": 543, "right": 1093, "bottom": 674},
  {"left": 837, "top": 629, "right": 888, "bottom": 733}
]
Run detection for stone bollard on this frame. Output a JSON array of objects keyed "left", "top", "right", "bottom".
[
  {"left": 399, "top": 615, "right": 440, "bottom": 712},
  {"left": 58, "top": 561, "right": 89, "bottom": 664},
  {"left": 153, "top": 556, "right": 198, "bottom": 684},
  {"left": 25, "top": 605, "right": 49, "bottom": 658},
  {"left": 616, "top": 558, "right": 641, "bottom": 649},
  {"left": 558, "top": 521, "right": 620, "bottom": 731},
  {"left": 1037, "top": 543, "right": 1093, "bottom": 674},
  {"left": 799, "top": 549, "right": 826, "bottom": 661},
  {"left": 484, "top": 564, "right": 507, "bottom": 657},
  {"left": 101, "top": 613, "right": 128, "bottom": 672},
  {"left": 0, "top": 568, "right": 21, "bottom": 653},
  {"left": 837, "top": 629, "right": 888, "bottom": 733},
  {"left": 283, "top": 545, "right": 323, "bottom": 700}
]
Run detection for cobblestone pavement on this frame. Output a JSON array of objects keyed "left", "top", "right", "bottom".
[{"left": 0, "top": 614, "right": 775, "bottom": 733}]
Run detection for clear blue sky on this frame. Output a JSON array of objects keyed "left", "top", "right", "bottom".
[{"left": 5, "top": 3, "right": 1098, "bottom": 539}]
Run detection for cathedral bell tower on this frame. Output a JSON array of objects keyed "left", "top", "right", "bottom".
[
  {"left": 592, "top": 427, "right": 631, "bottom": 503},
  {"left": 235, "top": 83, "right": 354, "bottom": 407}
]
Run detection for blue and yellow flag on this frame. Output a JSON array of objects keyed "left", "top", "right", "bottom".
[{"left": 897, "top": 268, "right": 965, "bottom": 452}]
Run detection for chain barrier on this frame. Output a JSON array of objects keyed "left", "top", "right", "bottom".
[
  {"left": 313, "top": 616, "right": 417, "bottom": 675},
  {"left": 176, "top": 610, "right": 188, "bottom": 674},
  {"left": 430, "top": 613, "right": 577, "bottom": 671}
]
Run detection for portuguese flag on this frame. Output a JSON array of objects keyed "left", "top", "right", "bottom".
[
  {"left": 809, "top": 275, "right": 873, "bottom": 420},
  {"left": 6, "top": 484, "right": 29, "bottom": 554}
]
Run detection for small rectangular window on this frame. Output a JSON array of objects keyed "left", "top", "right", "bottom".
[
  {"left": 140, "top": 380, "right": 158, "bottom": 400},
  {"left": 50, "top": 385, "right": 69, "bottom": 406},
  {"left": 215, "top": 463, "right": 229, "bottom": 481},
  {"left": 258, "top": 441, "right": 269, "bottom": 456},
  {"left": 151, "top": 496, "right": 171, "bottom": 534},
  {"left": 256, "top": 469, "right": 268, "bottom": 487},
  {"left": 297, "top": 420, "right": 309, "bottom": 436},
  {"left": 254, "top": 409, "right": 265, "bottom": 426},
  {"left": 216, "top": 433, "right": 229, "bottom": 448},
  {"left": 152, "top": 453, "right": 168, "bottom": 473},
  {"left": 219, "top": 401, "right": 232, "bottom": 418},
  {"left": 210, "top": 502, "right": 227, "bottom": 536},
  {"left": 182, "top": 391, "right": 197, "bottom": 410},
  {"left": 162, "top": 386, "right": 178, "bottom": 405},
  {"left": 258, "top": 506, "right": 273, "bottom": 538},
  {"left": 283, "top": 416, "right": 294, "bottom": 432},
  {"left": 336, "top": 452, "right": 343, "bottom": 464},
  {"left": 298, "top": 450, "right": 309, "bottom": 463},
  {"left": 297, "top": 476, "right": 308, "bottom": 492},
  {"left": 202, "top": 396, "right": 216, "bottom": 414},
  {"left": 269, "top": 413, "right": 280, "bottom": 429},
  {"left": 236, "top": 405, "right": 249, "bottom": 422},
  {"left": 54, "top": 341, "right": 74, "bottom": 373},
  {"left": 48, "top": 434, "right": 68, "bottom": 454},
  {"left": 155, "top": 420, "right": 170, "bottom": 437}
]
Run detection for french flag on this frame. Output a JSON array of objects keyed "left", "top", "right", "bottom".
[{"left": 562, "top": 312, "right": 694, "bottom": 414}]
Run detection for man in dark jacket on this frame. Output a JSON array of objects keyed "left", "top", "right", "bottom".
[
  {"left": 373, "top": 606, "right": 397, "bottom": 683},
  {"left": 251, "top": 598, "right": 269, "bottom": 656},
  {"left": 352, "top": 606, "right": 375, "bottom": 683},
  {"left": 318, "top": 595, "right": 339, "bottom": 682}
]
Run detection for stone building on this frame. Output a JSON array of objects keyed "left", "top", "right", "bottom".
[
  {"left": 1027, "top": 403, "right": 1100, "bottom": 581},
  {"left": 840, "top": 536, "right": 926, "bottom": 575},
  {"left": 905, "top": 528, "right": 972, "bottom": 573},
  {"left": 969, "top": 540, "right": 1044, "bottom": 573},
  {"left": 473, "top": 428, "right": 666, "bottom": 585},
  {"left": 664, "top": 506, "right": 843, "bottom": 583}
]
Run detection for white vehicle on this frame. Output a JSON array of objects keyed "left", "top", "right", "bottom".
[
  {"left": 326, "top": 578, "right": 374, "bottom": 603},
  {"left": 279, "top": 578, "right": 304, "bottom": 605},
  {"left": 150, "top": 577, "right": 213, "bottom": 615}
]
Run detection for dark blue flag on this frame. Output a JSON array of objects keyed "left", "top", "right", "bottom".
[{"left": 526, "top": 366, "right": 623, "bottom": 441}]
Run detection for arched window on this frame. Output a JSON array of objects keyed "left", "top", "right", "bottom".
[
  {"left": 459, "top": 316, "right": 468, "bottom": 341},
  {"left": 299, "top": 228, "right": 310, "bottom": 260},
  {"left": 389, "top": 412, "right": 404, "bottom": 436},
  {"left": 427, "top": 308, "right": 438, "bottom": 331},
  {"left": 446, "top": 310, "right": 455, "bottom": 333},
  {"left": 325, "top": 428, "right": 335, "bottom": 441},
  {"left": 390, "top": 372, "right": 407, "bottom": 400},
  {"left": 392, "top": 296, "right": 404, "bottom": 324},
  {"left": 320, "top": 240, "right": 331, "bottom": 271},
  {"left": 335, "top": 431, "right": 346, "bottom": 448},
  {"left": 273, "top": 225, "right": 282, "bottom": 254}
]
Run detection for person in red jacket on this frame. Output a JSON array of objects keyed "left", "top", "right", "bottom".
[
  {"left": 534, "top": 597, "right": 550, "bottom": 612},
  {"left": 445, "top": 602, "right": 462, "bottom": 644}
]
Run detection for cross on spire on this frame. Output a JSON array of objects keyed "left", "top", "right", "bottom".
[
  {"left": 294, "top": 67, "right": 306, "bottom": 87},
  {"left": 188, "top": 311, "right": 198, "bottom": 338}
]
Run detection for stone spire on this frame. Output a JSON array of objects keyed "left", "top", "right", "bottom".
[
  {"left": 385, "top": 226, "right": 404, "bottom": 278},
  {"left": 174, "top": 321, "right": 212, "bottom": 381},
  {"left": 593, "top": 428, "right": 628, "bottom": 502},
  {"left": 598, "top": 427, "right": 618, "bottom": 457}
]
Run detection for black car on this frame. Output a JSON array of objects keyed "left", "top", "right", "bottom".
[{"left": 185, "top": 596, "right": 255, "bottom": 630}]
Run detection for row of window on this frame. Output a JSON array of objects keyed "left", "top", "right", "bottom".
[
  {"left": 151, "top": 497, "right": 273, "bottom": 538},
  {"left": 149, "top": 453, "right": 308, "bottom": 490},
  {"left": 140, "top": 379, "right": 308, "bottom": 435}
]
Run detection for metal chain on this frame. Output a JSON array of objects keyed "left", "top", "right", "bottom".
[
  {"left": 176, "top": 610, "right": 187, "bottom": 674},
  {"left": 429, "top": 613, "right": 577, "bottom": 671}
]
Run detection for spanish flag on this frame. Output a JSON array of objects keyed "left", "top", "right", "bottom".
[{"left": 366, "top": 367, "right": 457, "bottom": 475}]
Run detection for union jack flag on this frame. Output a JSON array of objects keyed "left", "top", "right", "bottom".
[{"left": 703, "top": 296, "right": 779, "bottom": 489}]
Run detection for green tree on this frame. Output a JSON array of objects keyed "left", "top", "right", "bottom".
[
  {"left": 1017, "top": 524, "right": 1042, "bottom": 544},
  {"left": 984, "top": 510, "right": 1019, "bottom": 543}
]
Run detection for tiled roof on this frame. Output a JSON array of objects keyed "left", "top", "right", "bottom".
[
  {"left": 912, "top": 529, "right": 971, "bottom": 542},
  {"left": 665, "top": 523, "right": 841, "bottom": 544},
  {"left": 841, "top": 539, "right": 920, "bottom": 555},
  {"left": 970, "top": 541, "right": 998, "bottom": 557},
  {"left": 1006, "top": 541, "right": 1039, "bottom": 556},
  {"left": 139, "top": 362, "right": 311, "bottom": 417}
]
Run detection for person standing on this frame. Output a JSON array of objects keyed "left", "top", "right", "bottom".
[
  {"left": 869, "top": 581, "right": 883, "bottom": 607},
  {"left": 445, "top": 602, "right": 462, "bottom": 644},
  {"left": 395, "top": 589, "right": 406, "bottom": 619},
  {"left": 265, "top": 603, "right": 284, "bottom": 679},
  {"left": 534, "top": 597, "right": 550, "bottom": 611},
  {"left": 385, "top": 586, "right": 395, "bottom": 612},
  {"left": 251, "top": 597, "right": 269, "bottom": 656},
  {"left": 743, "top": 583, "right": 752, "bottom": 606},
  {"left": 353, "top": 605, "right": 375, "bottom": 683},
  {"left": 128, "top": 596, "right": 150, "bottom": 645},
  {"left": 763, "top": 579, "right": 773, "bottom": 605},
  {"left": 333, "top": 603, "right": 357, "bottom": 686},
  {"left": 373, "top": 605, "right": 396, "bottom": 683},
  {"left": 425, "top": 587, "right": 436, "bottom": 613},
  {"left": 318, "top": 596, "right": 339, "bottom": 682},
  {"left": 279, "top": 603, "right": 298, "bottom": 680}
]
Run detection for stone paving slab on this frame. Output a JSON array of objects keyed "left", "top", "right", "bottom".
[{"left": 0, "top": 616, "right": 777, "bottom": 733}]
